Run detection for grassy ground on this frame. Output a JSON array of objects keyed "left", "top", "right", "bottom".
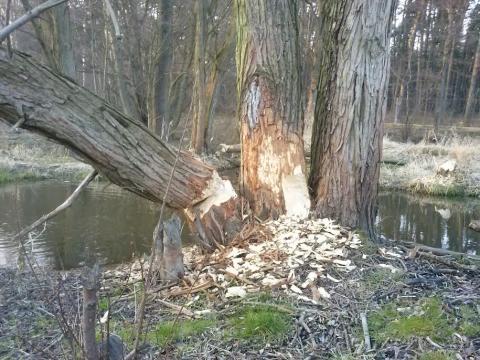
[
  {"left": 1, "top": 222, "right": 479, "bottom": 359},
  {"left": 381, "top": 135, "right": 480, "bottom": 197},
  {"left": 0, "top": 127, "right": 92, "bottom": 184}
]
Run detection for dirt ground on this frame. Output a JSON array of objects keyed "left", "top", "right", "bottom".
[{"left": 1, "top": 217, "right": 479, "bottom": 359}]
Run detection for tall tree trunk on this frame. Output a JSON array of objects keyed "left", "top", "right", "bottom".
[
  {"left": 0, "top": 49, "right": 239, "bottom": 250},
  {"left": 104, "top": 0, "right": 139, "bottom": 119},
  {"left": 309, "top": 0, "right": 396, "bottom": 238},
  {"left": 149, "top": 0, "right": 173, "bottom": 137},
  {"left": 465, "top": 38, "right": 480, "bottom": 122},
  {"left": 191, "top": 0, "right": 208, "bottom": 153},
  {"left": 395, "top": 0, "right": 424, "bottom": 126},
  {"left": 434, "top": 8, "right": 454, "bottom": 133},
  {"left": 235, "top": 0, "right": 309, "bottom": 219},
  {"left": 52, "top": 2, "right": 76, "bottom": 79}
]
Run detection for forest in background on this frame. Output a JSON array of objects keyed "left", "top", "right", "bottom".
[{"left": 1, "top": 0, "right": 479, "bottom": 151}]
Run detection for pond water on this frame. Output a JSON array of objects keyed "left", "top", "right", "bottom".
[
  {"left": 0, "top": 182, "right": 195, "bottom": 269},
  {"left": 1, "top": 182, "right": 479, "bottom": 269},
  {"left": 376, "top": 191, "right": 480, "bottom": 255}
]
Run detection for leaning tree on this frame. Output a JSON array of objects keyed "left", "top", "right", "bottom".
[
  {"left": 0, "top": 49, "right": 240, "bottom": 250},
  {"left": 235, "top": 0, "right": 310, "bottom": 219},
  {"left": 309, "top": 0, "right": 396, "bottom": 238}
]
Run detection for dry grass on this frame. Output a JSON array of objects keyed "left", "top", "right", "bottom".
[{"left": 381, "top": 135, "right": 480, "bottom": 197}]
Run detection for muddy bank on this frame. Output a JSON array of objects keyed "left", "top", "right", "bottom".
[{"left": 1, "top": 217, "right": 479, "bottom": 359}]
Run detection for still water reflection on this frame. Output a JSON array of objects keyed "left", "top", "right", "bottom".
[
  {"left": 1, "top": 182, "right": 479, "bottom": 269},
  {"left": 0, "top": 181, "right": 194, "bottom": 269},
  {"left": 376, "top": 191, "right": 480, "bottom": 255}
]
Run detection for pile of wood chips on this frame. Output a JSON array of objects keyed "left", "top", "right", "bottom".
[{"left": 166, "top": 216, "right": 362, "bottom": 304}]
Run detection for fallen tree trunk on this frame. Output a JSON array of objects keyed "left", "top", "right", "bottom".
[{"left": 0, "top": 49, "right": 240, "bottom": 249}]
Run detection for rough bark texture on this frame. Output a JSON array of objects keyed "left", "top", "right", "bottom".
[
  {"left": 465, "top": 38, "right": 480, "bottom": 121},
  {"left": 235, "top": 0, "right": 308, "bottom": 219},
  {"left": 309, "top": 0, "right": 395, "bottom": 237},
  {"left": 191, "top": 0, "right": 208, "bottom": 153},
  {"left": 82, "top": 265, "right": 100, "bottom": 360},
  {"left": 154, "top": 214, "right": 185, "bottom": 281},
  {"left": 149, "top": 0, "right": 173, "bottom": 137},
  {"left": 0, "top": 49, "right": 239, "bottom": 249},
  {"left": 105, "top": 0, "right": 139, "bottom": 119},
  {"left": 52, "top": 2, "right": 76, "bottom": 79}
]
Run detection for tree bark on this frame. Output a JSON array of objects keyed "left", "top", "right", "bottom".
[
  {"left": 235, "top": 0, "right": 309, "bottom": 219},
  {"left": 52, "top": 2, "right": 76, "bottom": 79},
  {"left": 82, "top": 265, "right": 100, "bottom": 360},
  {"left": 191, "top": 0, "right": 208, "bottom": 153},
  {"left": 104, "top": 0, "right": 139, "bottom": 119},
  {"left": 0, "top": 49, "right": 239, "bottom": 249},
  {"left": 148, "top": 0, "right": 173, "bottom": 137},
  {"left": 0, "top": 0, "right": 68, "bottom": 43},
  {"left": 434, "top": 7, "right": 454, "bottom": 132},
  {"left": 309, "top": 0, "right": 396, "bottom": 238},
  {"left": 465, "top": 37, "right": 480, "bottom": 121}
]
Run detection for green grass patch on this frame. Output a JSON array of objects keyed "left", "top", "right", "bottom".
[
  {"left": 0, "top": 169, "right": 42, "bottom": 185},
  {"left": 409, "top": 179, "right": 466, "bottom": 197},
  {"left": 458, "top": 305, "right": 480, "bottom": 337},
  {"left": 369, "top": 298, "right": 453, "bottom": 343},
  {"left": 146, "top": 319, "right": 215, "bottom": 347},
  {"left": 418, "top": 350, "right": 456, "bottom": 360},
  {"left": 229, "top": 305, "right": 292, "bottom": 343}
]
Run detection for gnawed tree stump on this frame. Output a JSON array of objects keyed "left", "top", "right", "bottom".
[
  {"left": 0, "top": 48, "right": 240, "bottom": 249},
  {"left": 154, "top": 214, "right": 185, "bottom": 281}
]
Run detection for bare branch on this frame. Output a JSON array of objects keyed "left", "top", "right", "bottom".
[
  {"left": 13, "top": 170, "right": 98, "bottom": 240},
  {"left": 104, "top": 0, "right": 122, "bottom": 39},
  {"left": 0, "top": 0, "right": 69, "bottom": 43}
]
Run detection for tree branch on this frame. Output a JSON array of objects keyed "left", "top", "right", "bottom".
[
  {"left": 13, "top": 170, "right": 98, "bottom": 240},
  {"left": 0, "top": 0, "right": 69, "bottom": 43}
]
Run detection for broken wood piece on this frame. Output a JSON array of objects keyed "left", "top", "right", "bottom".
[
  {"left": 218, "top": 143, "right": 241, "bottom": 153},
  {"left": 360, "top": 312, "right": 371, "bottom": 352},
  {"left": 154, "top": 214, "right": 185, "bottom": 281},
  {"left": 164, "top": 280, "right": 214, "bottom": 297},
  {"left": 155, "top": 298, "right": 194, "bottom": 317},
  {"left": 468, "top": 220, "right": 480, "bottom": 232},
  {"left": 218, "top": 269, "right": 256, "bottom": 286},
  {"left": 0, "top": 0, "right": 69, "bottom": 42}
]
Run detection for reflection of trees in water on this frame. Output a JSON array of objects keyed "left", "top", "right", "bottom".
[
  {"left": 377, "top": 191, "right": 480, "bottom": 254},
  {"left": 0, "top": 183, "right": 159, "bottom": 269}
]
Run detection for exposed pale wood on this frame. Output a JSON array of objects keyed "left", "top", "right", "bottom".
[
  {"left": 235, "top": 0, "right": 308, "bottom": 218},
  {"left": 0, "top": 0, "right": 69, "bottom": 42},
  {"left": 0, "top": 49, "right": 239, "bottom": 249}
]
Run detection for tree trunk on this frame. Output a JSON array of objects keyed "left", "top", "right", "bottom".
[
  {"left": 105, "top": 0, "right": 140, "bottom": 119},
  {"left": 82, "top": 265, "right": 100, "bottom": 360},
  {"left": 309, "top": 0, "right": 395, "bottom": 238},
  {"left": 434, "top": 8, "right": 454, "bottom": 133},
  {"left": 0, "top": 49, "right": 239, "bottom": 249},
  {"left": 191, "top": 0, "right": 208, "bottom": 153},
  {"left": 52, "top": 2, "right": 76, "bottom": 79},
  {"left": 235, "top": 0, "right": 309, "bottom": 219},
  {"left": 465, "top": 38, "right": 480, "bottom": 121},
  {"left": 149, "top": 0, "right": 173, "bottom": 137}
]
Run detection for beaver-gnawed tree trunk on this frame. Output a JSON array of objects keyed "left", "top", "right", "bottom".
[
  {"left": 235, "top": 0, "right": 309, "bottom": 219},
  {"left": 0, "top": 49, "right": 239, "bottom": 250},
  {"left": 309, "top": 0, "right": 396, "bottom": 238}
]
